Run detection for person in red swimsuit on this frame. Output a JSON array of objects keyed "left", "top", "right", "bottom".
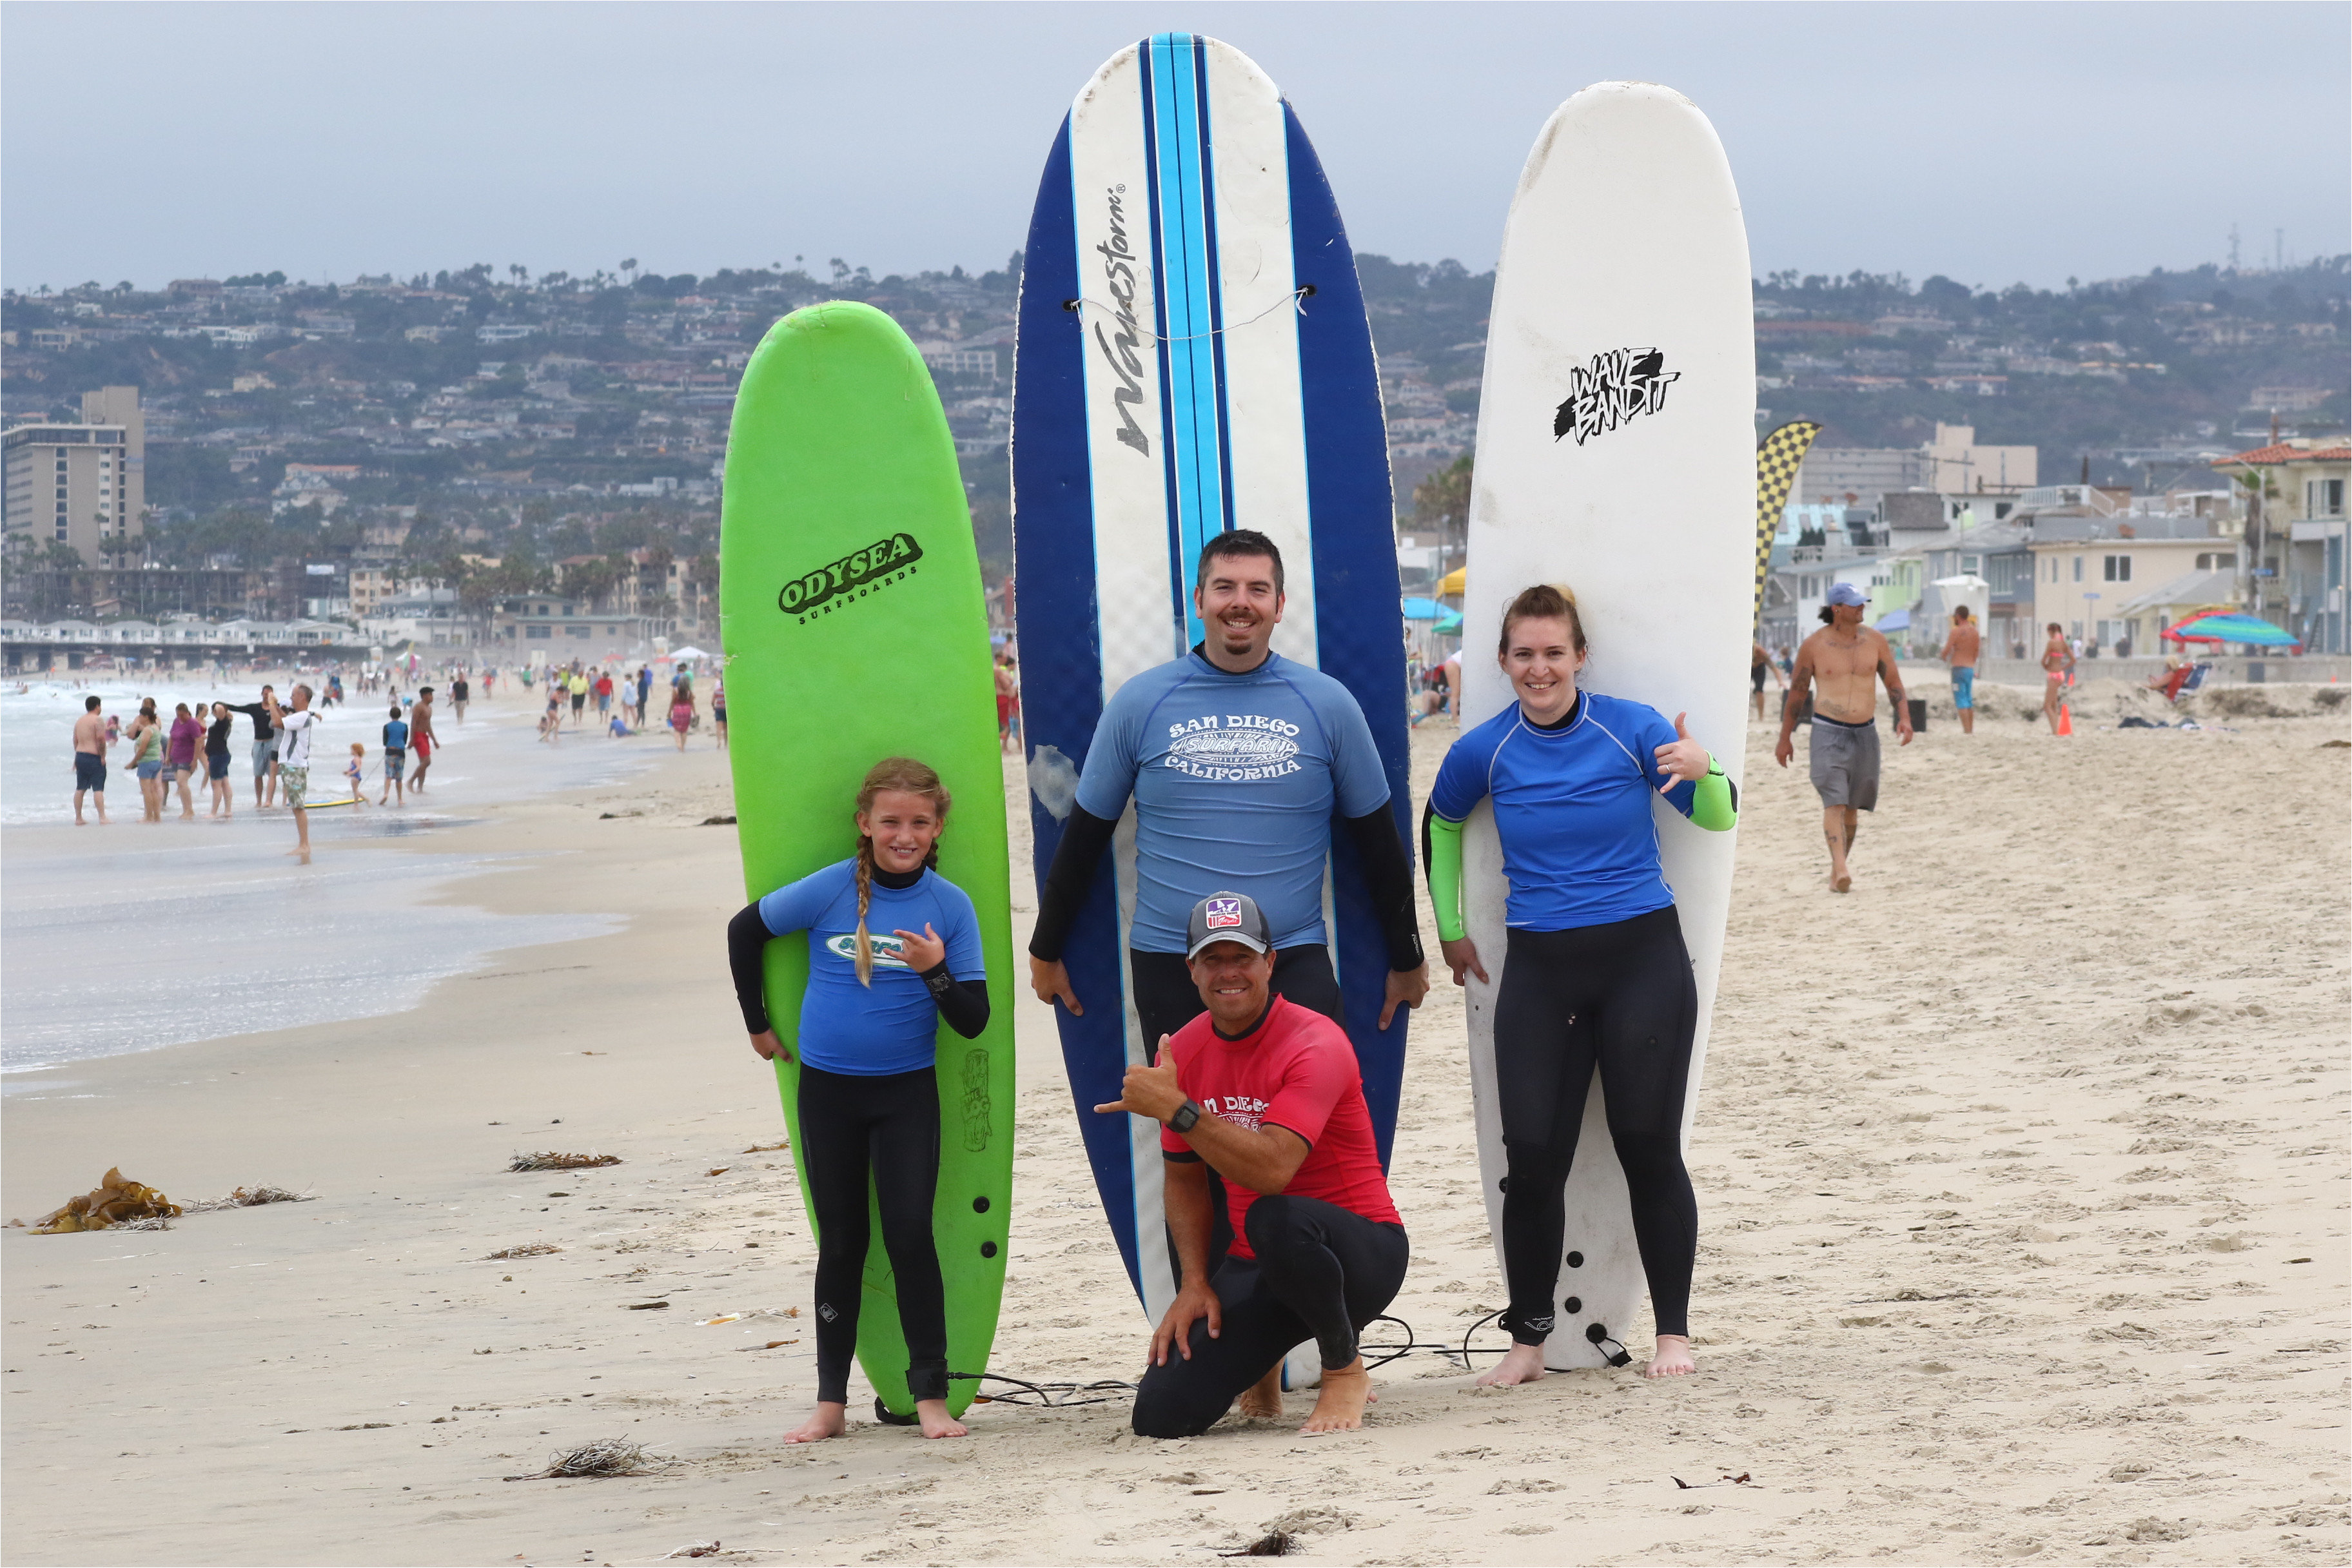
[{"left": 1097, "top": 892, "right": 1408, "bottom": 1438}]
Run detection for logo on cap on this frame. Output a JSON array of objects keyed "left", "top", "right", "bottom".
[{"left": 1204, "top": 896, "right": 1242, "bottom": 931}]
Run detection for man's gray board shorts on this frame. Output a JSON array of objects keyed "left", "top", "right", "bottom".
[{"left": 1808, "top": 715, "right": 1880, "bottom": 810}]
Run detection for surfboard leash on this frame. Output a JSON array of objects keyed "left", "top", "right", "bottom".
[{"left": 1059, "top": 286, "right": 1315, "bottom": 345}]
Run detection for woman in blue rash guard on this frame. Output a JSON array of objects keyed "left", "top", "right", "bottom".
[
  {"left": 1423, "top": 583, "right": 1737, "bottom": 1384},
  {"left": 725, "top": 756, "right": 990, "bottom": 1444}
]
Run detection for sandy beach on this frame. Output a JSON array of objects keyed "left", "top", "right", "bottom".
[{"left": 4, "top": 676, "right": 2346, "bottom": 1567}]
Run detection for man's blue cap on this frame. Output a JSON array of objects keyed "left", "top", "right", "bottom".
[{"left": 1826, "top": 582, "right": 1868, "bottom": 607}]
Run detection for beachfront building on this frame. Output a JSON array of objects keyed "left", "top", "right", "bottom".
[
  {"left": 362, "top": 586, "right": 475, "bottom": 649},
  {"left": 1, "top": 386, "right": 147, "bottom": 568},
  {"left": 488, "top": 597, "right": 657, "bottom": 661},
  {"left": 2030, "top": 533, "right": 2232, "bottom": 658},
  {"left": 2209, "top": 440, "right": 2349, "bottom": 654}
]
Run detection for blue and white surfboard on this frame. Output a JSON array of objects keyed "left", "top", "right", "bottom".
[{"left": 1012, "top": 34, "right": 1411, "bottom": 1327}]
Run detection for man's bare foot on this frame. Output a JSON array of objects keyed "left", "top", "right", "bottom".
[
  {"left": 1235, "top": 1365, "right": 1284, "bottom": 1420},
  {"left": 1476, "top": 1342, "right": 1547, "bottom": 1387},
  {"left": 1299, "top": 1358, "right": 1369, "bottom": 1433},
  {"left": 1645, "top": 1335, "right": 1697, "bottom": 1378},
  {"left": 914, "top": 1398, "right": 967, "bottom": 1439},
  {"left": 1830, "top": 868, "right": 1852, "bottom": 892},
  {"left": 782, "top": 1401, "right": 847, "bottom": 1443}
]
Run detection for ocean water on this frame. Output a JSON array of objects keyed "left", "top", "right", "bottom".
[{"left": 1, "top": 678, "right": 672, "bottom": 1079}]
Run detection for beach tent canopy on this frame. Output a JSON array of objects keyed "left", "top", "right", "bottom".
[
  {"left": 1874, "top": 608, "right": 1910, "bottom": 632},
  {"left": 667, "top": 645, "right": 712, "bottom": 660},
  {"left": 2162, "top": 613, "right": 2297, "bottom": 648},
  {"left": 1401, "top": 596, "right": 1446, "bottom": 621},
  {"left": 1438, "top": 567, "right": 1467, "bottom": 596},
  {"left": 1433, "top": 611, "right": 1464, "bottom": 636}
]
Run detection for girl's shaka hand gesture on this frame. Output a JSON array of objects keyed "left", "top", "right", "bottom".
[{"left": 893, "top": 923, "right": 947, "bottom": 972}]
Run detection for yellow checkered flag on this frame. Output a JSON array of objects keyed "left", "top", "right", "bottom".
[{"left": 1754, "top": 420, "right": 1821, "bottom": 623}]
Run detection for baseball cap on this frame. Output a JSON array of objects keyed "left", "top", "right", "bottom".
[
  {"left": 1186, "top": 892, "right": 1273, "bottom": 961},
  {"left": 1825, "top": 582, "right": 1868, "bottom": 607}
]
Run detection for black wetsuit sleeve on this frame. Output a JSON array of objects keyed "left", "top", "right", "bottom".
[
  {"left": 1340, "top": 803, "right": 1425, "bottom": 972},
  {"left": 921, "top": 966, "right": 991, "bottom": 1039},
  {"left": 1027, "top": 805, "right": 1117, "bottom": 962},
  {"left": 727, "top": 903, "right": 774, "bottom": 1034}
]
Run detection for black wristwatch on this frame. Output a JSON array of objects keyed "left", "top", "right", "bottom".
[{"left": 1168, "top": 1099, "right": 1202, "bottom": 1135}]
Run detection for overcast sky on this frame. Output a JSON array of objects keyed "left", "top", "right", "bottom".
[{"left": 5, "top": 2, "right": 2345, "bottom": 295}]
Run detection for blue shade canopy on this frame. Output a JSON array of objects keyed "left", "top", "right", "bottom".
[
  {"left": 2166, "top": 613, "right": 2298, "bottom": 647},
  {"left": 1874, "top": 608, "right": 1910, "bottom": 632},
  {"left": 1432, "top": 611, "right": 1464, "bottom": 636},
  {"left": 1401, "top": 596, "right": 1446, "bottom": 621}
]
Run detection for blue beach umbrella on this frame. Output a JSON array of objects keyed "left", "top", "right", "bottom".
[
  {"left": 1874, "top": 608, "right": 1910, "bottom": 632},
  {"left": 1401, "top": 596, "right": 1446, "bottom": 621},
  {"left": 2165, "top": 613, "right": 2298, "bottom": 648}
]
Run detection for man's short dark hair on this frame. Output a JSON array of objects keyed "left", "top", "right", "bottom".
[
  {"left": 1953, "top": 605, "right": 1972, "bottom": 620},
  {"left": 84, "top": 694, "right": 101, "bottom": 711},
  {"left": 1195, "top": 529, "right": 1284, "bottom": 598}
]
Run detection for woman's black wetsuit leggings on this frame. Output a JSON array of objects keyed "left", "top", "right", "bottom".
[
  {"left": 1493, "top": 906, "right": 1699, "bottom": 1346},
  {"left": 798, "top": 1063, "right": 950, "bottom": 1405}
]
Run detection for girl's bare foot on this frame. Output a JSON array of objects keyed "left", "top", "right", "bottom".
[
  {"left": 1235, "top": 1366, "right": 1284, "bottom": 1420},
  {"left": 782, "top": 1401, "right": 847, "bottom": 1443},
  {"left": 1476, "top": 1342, "right": 1547, "bottom": 1387},
  {"left": 1300, "top": 1358, "right": 1370, "bottom": 1433},
  {"left": 914, "top": 1398, "right": 967, "bottom": 1439},
  {"left": 1645, "top": 1335, "right": 1697, "bottom": 1378}
]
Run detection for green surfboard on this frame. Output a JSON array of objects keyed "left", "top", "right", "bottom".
[{"left": 720, "top": 300, "right": 1014, "bottom": 1420}]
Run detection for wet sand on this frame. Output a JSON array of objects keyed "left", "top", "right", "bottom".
[{"left": 3, "top": 689, "right": 2346, "bottom": 1565}]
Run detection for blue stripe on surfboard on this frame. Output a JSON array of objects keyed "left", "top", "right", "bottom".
[
  {"left": 1147, "top": 32, "right": 1226, "bottom": 645},
  {"left": 1284, "top": 101, "right": 1413, "bottom": 1166},
  {"left": 1013, "top": 114, "right": 1145, "bottom": 1294}
]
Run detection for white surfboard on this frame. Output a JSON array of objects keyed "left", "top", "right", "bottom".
[{"left": 1455, "top": 83, "right": 1754, "bottom": 1368}]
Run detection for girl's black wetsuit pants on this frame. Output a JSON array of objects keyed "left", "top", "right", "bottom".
[
  {"left": 1493, "top": 906, "right": 1699, "bottom": 1346},
  {"left": 798, "top": 1062, "right": 950, "bottom": 1405}
]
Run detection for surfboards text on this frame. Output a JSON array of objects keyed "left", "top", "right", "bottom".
[
  {"left": 1092, "top": 188, "right": 1153, "bottom": 456},
  {"left": 1553, "top": 347, "right": 1680, "bottom": 447},
  {"left": 776, "top": 531, "right": 925, "bottom": 622}
]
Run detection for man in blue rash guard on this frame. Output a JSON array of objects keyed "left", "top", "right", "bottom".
[{"left": 1026, "top": 530, "right": 1427, "bottom": 1043}]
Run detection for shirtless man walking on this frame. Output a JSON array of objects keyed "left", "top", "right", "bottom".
[
  {"left": 1938, "top": 605, "right": 1982, "bottom": 736},
  {"left": 2039, "top": 622, "right": 2075, "bottom": 736},
  {"left": 1774, "top": 582, "right": 1911, "bottom": 892},
  {"left": 409, "top": 687, "right": 439, "bottom": 793}
]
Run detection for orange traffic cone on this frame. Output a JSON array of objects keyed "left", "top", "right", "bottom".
[{"left": 2056, "top": 703, "right": 2073, "bottom": 737}]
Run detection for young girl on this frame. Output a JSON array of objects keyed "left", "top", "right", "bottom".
[
  {"left": 726, "top": 758, "right": 990, "bottom": 1443},
  {"left": 344, "top": 743, "right": 368, "bottom": 806},
  {"left": 669, "top": 677, "right": 696, "bottom": 752},
  {"left": 1424, "top": 584, "right": 1734, "bottom": 1384}
]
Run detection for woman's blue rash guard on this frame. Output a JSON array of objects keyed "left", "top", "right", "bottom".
[
  {"left": 1426, "top": 692, "right": 1736, "bottom": 937},
  {"left": 752, "top": 861, "right": 987, "bottom": 1076}
]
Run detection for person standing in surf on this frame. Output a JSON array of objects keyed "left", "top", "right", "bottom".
[
  {"left": 1425, "top": 585, "right": 1736, "bottom": 1382},
  {"left": 726, "top": 757, "right": 990, "bottom": 1444},
  {"left": 1773, "top": 582, "right": 1911, "bottom": 890},
  {"left": 409, "top": 687, "right": 439, "bottom": 794}
]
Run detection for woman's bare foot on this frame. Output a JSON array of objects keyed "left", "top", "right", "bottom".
[
  {"left": 1235, "top": 1365, "right": 1284, "bottom": 1420},
  {"left": 1299, "top": 1358, "right": 1370, "bottom": 1434},
  {"left": 1645, "top": 1335, "right": 1697, "bottom": 1378},
  {"left": 914, "top": 1398, "right": 967, "bottom": 1439},
  {"left": 1831, "top": 871, "right": 1852, "bottom": 892},
  {"left": 782, "top": 1401, "right": 847, "bottom": 1443},
  {"left": 1476, "top": 1342, "right": 1547, "bottom": 1387}
]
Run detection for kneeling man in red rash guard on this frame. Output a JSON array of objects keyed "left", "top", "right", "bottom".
[{"left": 1097, "top": 892, "right": 1409, "bottom": 1436}]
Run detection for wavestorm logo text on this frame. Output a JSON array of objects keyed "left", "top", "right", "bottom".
[
  {"left": 777, "top": 532, "right": 924, "bottom": 623},
  {"left": 1092, "top": 188, "right": 1152, "bottom": 456},
  {"left": 1553, "top": 348, "right": 1679, "bottom": 446}
]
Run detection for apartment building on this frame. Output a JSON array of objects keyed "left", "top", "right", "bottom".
[{"left": 1, "top": 386, "right": 146, "bottom": 567}]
